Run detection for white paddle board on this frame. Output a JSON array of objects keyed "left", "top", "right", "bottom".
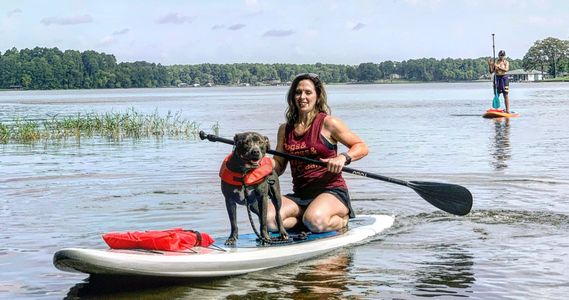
[{"left": 53, "top": 214, "right": 394, "bottom": 278}]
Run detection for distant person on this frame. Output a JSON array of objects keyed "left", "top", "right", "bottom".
[{"left": 488, "top": 50, "right": 511, "bottom": 112}]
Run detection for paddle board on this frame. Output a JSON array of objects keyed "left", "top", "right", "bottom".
[
  {"left": 53, "top": 214, "right": 394, "bottom": 278},
  {"left": 482, "top": 108, "right": 520, "bottom": 118}
]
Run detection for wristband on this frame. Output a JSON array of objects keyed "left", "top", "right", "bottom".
[{"left": 340, "top": 152, "right": 352, "bottom": 165}]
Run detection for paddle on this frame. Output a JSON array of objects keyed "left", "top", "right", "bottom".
[
  {"left": 491, "top": 33, "right": 501, "bottom": 109},
  {"left": 199, "top": 131, "right": 473, "bottom": 216}
]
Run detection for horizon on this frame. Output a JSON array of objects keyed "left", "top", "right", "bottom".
[{"left": 2, "top": 0, "right": 569, "bottom": 65}]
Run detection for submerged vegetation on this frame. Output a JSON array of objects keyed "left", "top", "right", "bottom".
[{"left": 0, "top": 109, "right": 217, "bottom": 144}]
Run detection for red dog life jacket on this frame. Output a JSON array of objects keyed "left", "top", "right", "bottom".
[{"left": 219, "top": 153, "right": 273, "bottom": 186}]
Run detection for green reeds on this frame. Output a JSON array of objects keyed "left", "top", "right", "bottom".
[
  {"left": 0, "top": 122, "right": 10, "bottom": 143},
  {"left": 0, "top": 108, "right": 212, "bottom": 144}
]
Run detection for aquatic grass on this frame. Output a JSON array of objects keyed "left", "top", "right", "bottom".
[
  {"left": 13, "top": 117, "right": 41, "bottom": 143},
  {"left": 0, "top": 122, "right": 10, "bottom": 143},
  {"left": 0, "top": 109, "right": 211, "bottom": 144}
]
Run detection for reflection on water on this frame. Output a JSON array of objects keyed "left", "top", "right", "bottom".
[
  {"left": 285, "top": 253, "right": 352, "bottom": 298},
  {"left": 489, "top": 118, "right": 511, "bottom": 170},
  {"left": 64, "top": 253, "right": 353, "bottom": 299},
  {"left": 413, "top": 244, "right": 475, "bottom": 297},
  {"left": 65, "top": 276, "right": 192, "bottom": 300}
]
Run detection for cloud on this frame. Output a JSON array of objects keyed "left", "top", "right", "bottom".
[
  {"left": 403, "top": 0, "right": 442, "bottom": 8},
  {"left": 245, "top": 0, "right": 258, "bottom": 7},
  {"left": 7, "top": 8, "right": 22, "bottom": 17},
  {"left": 263, "top": 29, "right": 295, "bottom": 37},
  {"left": 243, "top": 0, "right": 263, "bottom": 17},
  {"left": 113, "top": 28, "right": 129, "bottom": 35},
  {"left": 156, "top": 13, "right": 194, "bottom": 24},
  {"left": 211, "top": 24, "right": 225, "bottom": 30},
  {"left": 352, "top": 23, "right": 366, "bottom": 31},
  {"left": 243, "top": 10, "right": 264, "bottom": 17},
  {"left": 303, "top": 29, "right": 319, "bottom": 39},
  {"left": 41, "top": 14, "right": 93, "bottom": 26},
  {"left": 228, "top": 24, "right": 246, "bottom": 30},
  {"left": 96, "top": 36, "right": 117, "bottom": 47}
]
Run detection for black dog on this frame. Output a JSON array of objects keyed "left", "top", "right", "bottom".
[{"left": 220, "top": 132, "right": 288, "bottom": 245}]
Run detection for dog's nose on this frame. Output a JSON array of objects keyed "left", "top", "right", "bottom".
[{"left": 252, "top": 149, "right": 260, "bottom": 156}]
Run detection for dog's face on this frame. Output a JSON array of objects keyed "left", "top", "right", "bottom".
[{"left": 233, "top": 132, "right": 270, "bottom": 167}]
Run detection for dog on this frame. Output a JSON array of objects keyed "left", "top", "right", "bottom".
[{"left": 220, "top": 132, "right": 288, "bottom": 245}]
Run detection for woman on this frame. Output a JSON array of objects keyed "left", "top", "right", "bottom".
[{"left": 268, "top": 73, "right": 368, "bottom": 233}]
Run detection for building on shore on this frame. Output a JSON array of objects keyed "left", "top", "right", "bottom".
[
  {"left": 479, "top": 69, "right": 544, "bottom": 82},
  {"left": 508, "top": 69, "right": 543, "bottom": 82}
]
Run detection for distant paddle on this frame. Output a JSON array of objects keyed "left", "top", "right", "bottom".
[
  {"left": 491, "top": 33, "right": 501, "bottom": 109},
  {"left": 200, "top": 131, "right": 473, "bottom": 216}
]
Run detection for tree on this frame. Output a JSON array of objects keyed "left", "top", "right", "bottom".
[
  {"left": 522, "top": 37, "right": 569, "bottom": 77},
  {"left": 379, "top": 60, "right": 395, "bottom": 80},
  {"left": 356, "top": 63, "right": 381, "bottom": 82},
  {"left": 21, "top": 74, "right": 32, "bottom": 88},
  {"left": 62, "top": 50, "right": 84, "bottom": 88}
]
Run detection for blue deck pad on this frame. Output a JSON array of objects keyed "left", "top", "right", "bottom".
[{"left": 220, "top": 216, "right": 374, "bottom": 248}]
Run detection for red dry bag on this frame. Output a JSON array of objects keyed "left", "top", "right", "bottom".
[{"left": 102, "top": 228, "right": 215, "bottom": 251}]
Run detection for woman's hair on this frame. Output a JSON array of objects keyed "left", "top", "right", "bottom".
[{"left": 285, "top": 73, "right": 330, "bottom": 125}]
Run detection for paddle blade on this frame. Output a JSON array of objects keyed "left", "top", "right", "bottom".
[
  {"left": 492, "top": 94, "right": 500, "bottom": 109},
  {"left": 408, "top": 181, "right": 473, "bottom": 216}
]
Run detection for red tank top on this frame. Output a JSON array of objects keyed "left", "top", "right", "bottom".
[{"left": 284, "top": 112, "right": 347, "bottom": 197}]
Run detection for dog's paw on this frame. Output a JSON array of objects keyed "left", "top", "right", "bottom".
[
  {"left": 261, "top": 231, "right": 272, "bottom": 242},
  {"left": 224, "top": 236, "right": 237, "bottom": 245},
  {"left": 280, "top": 230, "right": 289, "bottom": 241}
]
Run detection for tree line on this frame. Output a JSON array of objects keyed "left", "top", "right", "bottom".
[{"left": 1, "top": 37, "right": 567, "bottom": 90}]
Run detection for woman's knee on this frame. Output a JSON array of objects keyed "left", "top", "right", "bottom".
[
  {"left": 302, "top": 211, "right": 329, "bottom": 233},
  {"left": 267, "top": 196, "right": 301, "bottom": 231},
  {"left": 304, "top": 214, "right": 348, "bottom": 233},
  {"left": 302, "top": 196, "right": 349, "bottom": 232}
]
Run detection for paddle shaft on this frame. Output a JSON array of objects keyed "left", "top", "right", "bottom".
[
  {"left": 492, "top": 33, "right": 496, "bottom": 68},
  {"left": 491, "top": 33, "right": 496, "bottom": 89},
  {"left": 200, "top": 132, "right": 409, "bottom": 187},
  {"left": 200, "top": 131, "right": 473, "bottom": 216},
  {"left": 491, "top": 33, "right": 502, "bottom": 109}
]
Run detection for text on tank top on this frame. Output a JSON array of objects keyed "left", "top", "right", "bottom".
[{"left": 284, "top": 112, "right": 347, "bottom": 197}]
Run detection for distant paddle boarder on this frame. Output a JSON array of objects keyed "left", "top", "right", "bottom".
[{"left": 488, "top": 50, "right": 511, "bottom": 113}]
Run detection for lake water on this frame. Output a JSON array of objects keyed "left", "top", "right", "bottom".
[{"left": 1, "top": 82, "right": 569, "bottom": 299}]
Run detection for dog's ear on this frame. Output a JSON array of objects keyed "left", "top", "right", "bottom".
[
  {"left": 233, "top": 134, "right": 242, "bottom": 151},
  {"left": 263, "top": 136, "right": 271, "bottom": 151}
]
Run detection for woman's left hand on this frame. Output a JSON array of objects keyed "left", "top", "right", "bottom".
[{"left": 320, "top": 155, "right": 347, "bottom": 173}]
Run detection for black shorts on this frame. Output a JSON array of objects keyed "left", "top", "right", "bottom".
[
  {"left": 285, "top": 187, "right": 355, "bottom": 218},
  {"left": 495, "top": 75, "right": 509, "bottom": 94}
]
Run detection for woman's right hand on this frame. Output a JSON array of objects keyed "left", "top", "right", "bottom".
[{"left": 320, "top": 155, "right": 347, "bottom": 174}]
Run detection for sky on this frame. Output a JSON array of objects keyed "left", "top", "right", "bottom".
[{"left": 1, "top": 0, "right": 569, "bottom": 65}]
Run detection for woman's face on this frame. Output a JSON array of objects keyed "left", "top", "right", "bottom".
[{"left": 294, "top": 79, "right": 318, "bottom": 114}]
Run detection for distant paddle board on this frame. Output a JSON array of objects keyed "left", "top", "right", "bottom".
[{"left": 482, "top": 109, "right": 520, "bottom": 118}]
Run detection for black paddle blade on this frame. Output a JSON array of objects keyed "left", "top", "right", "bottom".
[{"left": 408, "top": 181, "right": 473, "bottom": 216}]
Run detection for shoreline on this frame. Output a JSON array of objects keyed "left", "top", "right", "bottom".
[{"left": 2, "top": 79, "right": 568, "bottom": 92}]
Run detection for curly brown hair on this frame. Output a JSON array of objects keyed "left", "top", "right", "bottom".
[{"left": 285, "top": 73, "right": 331, "bottom": 125}]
